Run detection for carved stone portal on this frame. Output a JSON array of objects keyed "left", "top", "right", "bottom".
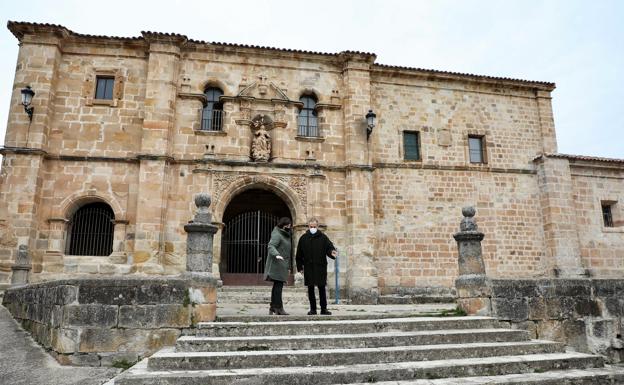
[{"left": 250, "top": 115, "right": 273, "bottom": 162}]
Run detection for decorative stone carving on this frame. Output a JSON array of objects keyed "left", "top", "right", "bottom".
[
  {"left": 212, "top": 172, "right": 238, "bottom": 202},
  {"left": 250, "top": 115, "right": 273, "bottom": 162},
  {"left": 276, "top": 174, "right": 308, "bottom": 212}
]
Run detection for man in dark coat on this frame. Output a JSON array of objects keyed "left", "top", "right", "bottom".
[{"left": 296, "top": 217, "right": 337, "bottom": 315}]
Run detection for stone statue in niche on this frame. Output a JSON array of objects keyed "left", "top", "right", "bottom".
[{"left": 250, "top": 115, "right": 273, "bottom": 162}]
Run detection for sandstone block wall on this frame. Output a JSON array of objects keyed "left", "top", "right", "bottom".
[
  {"left": 569, "top": 160, "right": 624, "bottom": 277},
  {"left": 490, "top": 279, "right": 624, "bottom": 364},
  {"left": 1, "top": 22, "right": 622, "bottom": 296},
  {"left": 1, "top": 277, "right": 217, "bottom": 366}
]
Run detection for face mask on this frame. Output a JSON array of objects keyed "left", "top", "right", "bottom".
[{"left": 309, "top": 228, "right": 318, "bottom": 234}]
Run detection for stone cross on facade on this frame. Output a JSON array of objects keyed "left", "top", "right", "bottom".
[{"left": 184, "top": 193, "right": 218, "bottom": 275}]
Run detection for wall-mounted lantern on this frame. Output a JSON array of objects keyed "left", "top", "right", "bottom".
[
  {"left": 20, "top": 86, "right": 35, "bottom": 121},
  {"left": 366, "top": 109, "right": 376, "bottom": 140}
]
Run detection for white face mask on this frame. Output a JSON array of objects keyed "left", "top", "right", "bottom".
[{"left": 309, "top": 228, "right": 318, "bottom": 234}]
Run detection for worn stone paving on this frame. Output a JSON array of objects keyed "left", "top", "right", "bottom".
[
  {"left": 0, "top": 305, "right": 119, "bottom": 385},
  {"left": 216, "top": 301, "right": 456, "bottom": 318}
]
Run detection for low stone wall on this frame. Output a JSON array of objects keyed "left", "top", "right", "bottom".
[
  {"left": 1, "top": 275, "right": 217, "bottom": 367},
  {"left": 489, "top": 278, "right": 624, "bottom": 363}
]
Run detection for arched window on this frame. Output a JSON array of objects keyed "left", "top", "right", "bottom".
[
  {"left": 298, "top": 95, "right": 318, "bottom": 137},
  {"left": 202, "top": 87, "right": 224, "bottom": 131},
  {"left": 66, "top": 202, "right": 115, "bottom": 256}
]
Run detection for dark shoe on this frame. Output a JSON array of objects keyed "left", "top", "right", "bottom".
[
  {"left": 307, "top": 310, "right": 317, "bottom": 315},
  {"left": 320, "top": 309, "right": 332, "bottom": 315},
  {"left": 276, "top": 307, "right": 290, "bottom": 315},
  {"left": 269, "top": 306, "right": 276, "bottom": 315}
]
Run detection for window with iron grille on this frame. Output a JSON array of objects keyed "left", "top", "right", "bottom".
[
  {"left": 602, "top": 202, "right": 614, "bottom": 227},
  {"left": 298, "top": 96, "right": 318, "bottom": 137},
  {"left": 95, "top": 76, "right": 115, "bottom": 100},
  {"left": 202, "top": 87, "right": 224, "bottom": 131},
  {"left": 66, "top": 202, "right": 115, "bottom": 256},
  {"left": 468, "top": 135, "right": 486, "bottom": 163},
  {"left": 403, "top": 131, "right": 421, "bottom": 160}
]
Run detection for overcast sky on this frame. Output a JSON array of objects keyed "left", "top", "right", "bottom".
[{"left": 0, "top": 0, "right": 622, "bottom": 158}]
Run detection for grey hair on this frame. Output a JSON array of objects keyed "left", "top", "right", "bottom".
[{"left": 308, "top": 217, "right": 319, "bottom": 225}]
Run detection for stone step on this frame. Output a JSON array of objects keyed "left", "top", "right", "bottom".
[
  {"left": 149, "top": 341, "right": 564, "bottom": 370},
  {"left": 194, "top": 316, "right": 503, "bottom": 337},
  {"left": 347, "top": 367, "right": 624, "bottom": 384},
  {"left": 217, "top": 295, "right": 311, "bottom": 304},
  {"left": 114, "top": 352, "right": 604, "bottom": 385},
  {"left": 378, "top": 294, "right": 456, "bottom": 304},
  {"left": 176, "top": 328, "right": 530, "bottom": 352},
  {"left": 212, "top": 303, "right": 458, "bottom": 322}
]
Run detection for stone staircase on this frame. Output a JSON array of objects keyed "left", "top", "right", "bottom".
[
  {"left": 113, "top": 310, "right": 624, "bottom": 384},
  {"left": 217, "top": 285, "right": 328, "bottom": 305}
]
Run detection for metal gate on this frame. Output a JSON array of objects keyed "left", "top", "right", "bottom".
[
  {"left": 66, "top": 202, "right": 115, "bottom": 256},
  {"left": 222, "top": 210, "right": 282, "bottom": 285}
]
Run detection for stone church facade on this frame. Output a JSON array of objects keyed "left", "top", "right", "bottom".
[{"left": 0, "top": 21, "right": 622, "bottom": 301}]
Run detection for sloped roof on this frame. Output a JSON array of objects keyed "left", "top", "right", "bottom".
[
  {"left": 535, "top": 153, "right": 624, "bottom": 164},
  {"left": 7, "top": 20, "right": 554, "bottom": 90}
]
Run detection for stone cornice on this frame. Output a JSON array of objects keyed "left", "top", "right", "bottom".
[
  {"left": 0, "top": 146, "right": 47, "bottom": 156},
  {"left": 2, "top": 149, "right": 540, "bottom": 175},
  {"left": 7, "top": 21, "right": 555, "bottom": 90},
  {"left": 7, "top": 21, "right": 70, "bottom": 42}
]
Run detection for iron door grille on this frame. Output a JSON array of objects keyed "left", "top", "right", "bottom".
[
  {"left": 223, "top": 211, "right": 279, "bottom": 274},
  {"left": 66, "top": 202, "right": 115, "bottom": 256}
]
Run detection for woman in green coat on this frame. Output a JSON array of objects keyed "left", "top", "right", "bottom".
[{"left": 264, "top": 217, "right": 292, "bottom": 315}]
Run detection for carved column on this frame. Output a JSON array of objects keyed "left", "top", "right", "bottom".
[
  {"left": 454, "top": 206, "right": 491, "bottom": 316},
  {"left": 184, "top": 193, "right": 219, "bottom": 276}
]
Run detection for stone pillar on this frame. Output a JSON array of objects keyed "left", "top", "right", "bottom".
[
  {"left": 109, "top": 220, "right": 129, "bottom": 264},
  {"left": 1, "top": 24, "right": 67, "bottom": 283},
  {"left": 340, "top": 53, "right": 379, "bottom": 304},
  {"left": 41, "top": 218, "right": 68, "bottom": 274},
  {"left": 454, "top": 207, "right": 491, "bottom": 316},
  {"left": 535, "top": 89, "right": 558, "bottom": 154},
  {"left": 132, "top": 33, "right": 186, "bottom": 273},
  {"left": 184, "top": 193, "right": 218, "bottom": 276},
  {"left": 11, "top": 245, "right": 31, "bottom": 285},
  {"left": 535, "top": 155, "right": 587, "bottom": 277}
]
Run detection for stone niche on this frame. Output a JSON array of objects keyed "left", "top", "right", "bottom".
[{"left": 2, "top": 276, "right": 217, "bottom": 367}]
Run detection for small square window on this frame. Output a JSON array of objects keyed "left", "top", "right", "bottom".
[
  {"left": 602, "top": 202, "right": 614, "bottom": 227},
  {"left": 403, "top": 131, "right": 420, "bottom": 161},
  {"left": 468, "top": 136, "right": 486, "bottom": 163},
  {"left": 95, "top": 76, "right": 115, "bottom": 100}
]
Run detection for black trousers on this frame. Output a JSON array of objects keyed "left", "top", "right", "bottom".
[
  {"left": 307, "top": 285, "right": 327, "bottom": 312},
  {"left": 271, "top": 280, "right": 284, "bottom": 308}
]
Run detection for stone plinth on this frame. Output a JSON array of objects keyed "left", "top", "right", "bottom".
[
  {"left": 453, "top": 207, "right": 491, "bottom": 316},
  {"left": 184, "top": 193, "right": 218, "bottom": 275},
  {"left": 10, "top": 244, "right": 31, "bottom": 285}
]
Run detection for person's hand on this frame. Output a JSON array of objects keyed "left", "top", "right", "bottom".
[
  {"left": 276, "top": 255, "right": 284, "bottom": 260},
  {"left": 331, "top": 250, "right": 337, "bottom": 257}
]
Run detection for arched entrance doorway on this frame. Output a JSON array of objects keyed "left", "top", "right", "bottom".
[{"left": 220, "top": 188, "right": 292, "bottom": 285}]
